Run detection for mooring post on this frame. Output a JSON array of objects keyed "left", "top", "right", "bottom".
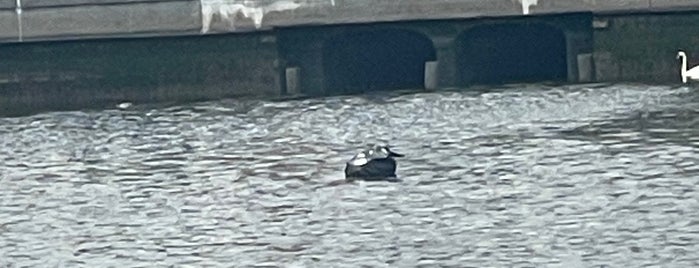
[
  {"left": 424, "top": 61, "right": 439, "bottom": 90},
  {"left": 285, "top": 67, "right": 300, "bottom": 95},
  {"left": 577, "top": 53, "right": 594, "bottom": 82}
]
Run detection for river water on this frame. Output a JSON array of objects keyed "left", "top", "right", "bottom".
[{"left": 1, "top": 83, "right": 698, "bottom": 267}]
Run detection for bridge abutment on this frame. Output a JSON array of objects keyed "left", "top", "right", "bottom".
[
  {"left": 278, "top": 13, "right": 592, "bottom": 94},
  {"left": 1, "top": 1, "right": 699, "bottom": 115},
  {"left": 432, "top": 37, "right": 459, "bottom": 89}
]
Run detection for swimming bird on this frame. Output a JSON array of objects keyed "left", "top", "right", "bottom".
[
  {"left": 677, "top": 50, "right": 699, "bottom": 83},
  {"left": 345, "top": 145, "right": 404, "bottom": 181}
]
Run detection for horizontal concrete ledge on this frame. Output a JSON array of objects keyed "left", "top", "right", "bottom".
[
  {"left": 1, "top": 0, "right": 699, "bottom": 43},
  {"left": 20, "top": 1, "right": 200, "bottom": 40},
  {"left": 0, "top": 0, "right": 12, "bottom": 9},
  {"left": 20, "top": 0, "right": 194, "bottom": 9},
  {"left": 0, "top": 10, "right": 17, "bottom": 41}
]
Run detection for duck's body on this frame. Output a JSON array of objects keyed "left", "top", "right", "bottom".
[
  {"left": 677, "top": 51, "right": 699, "bottom": 83},
  {"left": 345, "top": 145, "right": 404, "bottom": 181}
]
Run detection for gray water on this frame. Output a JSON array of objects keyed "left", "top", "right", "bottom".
[{"left": 1, "top": 83, "right": 698, "bottom": 267}]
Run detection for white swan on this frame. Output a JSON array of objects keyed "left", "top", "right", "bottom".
[{"left": 677, "top": 50, "right": 699, "bottom": 83}]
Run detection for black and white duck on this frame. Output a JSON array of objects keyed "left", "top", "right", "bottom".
[{"left": 344, "top": 144, "right": 404, "bottom": 181}]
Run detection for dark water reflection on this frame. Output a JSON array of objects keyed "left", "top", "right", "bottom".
[{"left": 1, "top": 83, "right": 699, "bottom": 267}]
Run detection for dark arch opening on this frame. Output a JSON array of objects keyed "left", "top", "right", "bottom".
[
  {"left": 323, "top": 29, "right": 436, "bottom": 94},
  {"left": 457, "top": 23, "right": 567, "bottom": 86}
]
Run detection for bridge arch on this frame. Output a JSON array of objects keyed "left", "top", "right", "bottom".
[
  {"left": 322, "top": 29, "right": 436, "bottom": 94},
  {"left": 456, "top": 23, "right": 568, "bottom": 86}
]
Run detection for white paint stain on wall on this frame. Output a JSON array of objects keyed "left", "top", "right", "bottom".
[
  {"left": 201, "top": 0, "right": 316, "bottom": 33},
  {"left": 16, "top": 0, "right": 23, "bottom": 41},
  {"left": 518, "top": 0, "right": 538, "bottom": 15}
]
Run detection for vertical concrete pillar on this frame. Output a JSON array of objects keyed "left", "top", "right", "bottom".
[
  {"left": 285, "top": 67, "right": 300, "bottom": 95},
  {"left": 424, "top": 61, "right": 439, "bottom": 90},
  {"left": 290, "top": 44, "right": 325, "bottom": 95},
  {"left": 433, "top": 37, "right": 458, "bottom": 88},
  {"left": 276, "top": 31, "right": 324, "bottom": 95},
  {"left": 561, "top": 16, "right": 594, "bottom": 83},
  {"left": 564, "top": 32, "right": 578, "bottom": 82}
]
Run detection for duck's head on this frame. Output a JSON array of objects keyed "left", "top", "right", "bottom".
[
  {"left": 369, "top": 144, "right": 404, "bottom": 158},
  {"left": 347, "top": 144, "right": 404, "bottom": 167}
]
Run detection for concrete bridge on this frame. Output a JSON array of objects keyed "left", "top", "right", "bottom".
[{"left": 2, "top": 0, "right": 699, "bottom": 115}]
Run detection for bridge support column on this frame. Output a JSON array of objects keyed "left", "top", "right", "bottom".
[
  {"left": 563, "top": 20, "right": 594, "bottom": 83},
  {"left": 278, "top": 37, "right": 325, "bottom": 95},
  {"left": 433, "top": 37, "right": 458, "bottom": 88}
]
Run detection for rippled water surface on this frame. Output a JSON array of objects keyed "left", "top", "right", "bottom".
[{"left": 2, "top": 83, "right": 699, "bottom": 267}]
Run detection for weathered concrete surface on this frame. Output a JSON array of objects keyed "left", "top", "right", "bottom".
[
  {"left": 531, "top": 0, "right": 648, "bottom": 13},
  {"left": 228, "top": 0, "right": 699, "bottom": 33},
  {"left": 0, "top": 33, "right": 281, "bottom": 116},
  {"left": 21, "top": 0, "right": 193, "bottom": 8},
  {"left": 651, "top": 0, "right": 699, "bottom": 9},
  {"left": 2, "top": 0, "right": 699, "bottom": 42},
  {"left": 0, "top": 0, "right": 13, "bottom": 9},
  {"left": 593, "top": 12, "right": 699, "bottom": 82},
  {"left": 21, "top": 1, "right": 200, "bottom": 41},
  {"left": 0, "top": 10, "right": 17, "bottom": 41},
  {"left": 257, "top": 0, "right": 522, "bottom": 31}
]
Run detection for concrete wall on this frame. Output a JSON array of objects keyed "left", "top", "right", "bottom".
[
  {"left": 1, "top": 1, "right": 699, "bottom": 116},
  {"left": 593, "top": 12, "right": 699, "bottom": 83},
  {"left": 0, "top": 33, "right": 281, "bottom": 116},
  {"left": 0, "top": 0, "right": 17, "bottom": 41}
]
